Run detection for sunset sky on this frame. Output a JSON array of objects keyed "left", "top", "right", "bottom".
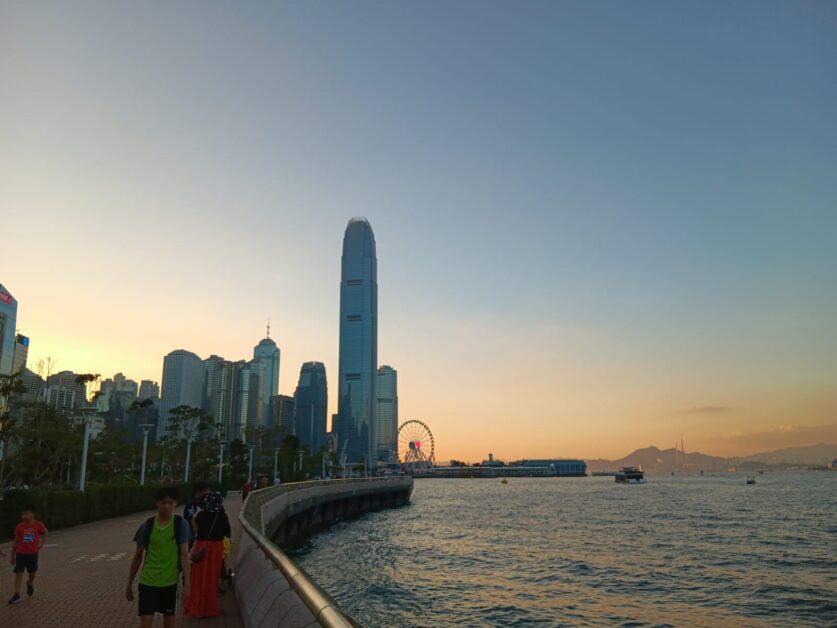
[{"left": 2, "top": 1, "right": 835, "bottom": 461}]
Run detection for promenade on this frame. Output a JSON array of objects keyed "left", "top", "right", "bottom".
[{"left": 0, "top": 496, "right": 244, "bottom": 628}]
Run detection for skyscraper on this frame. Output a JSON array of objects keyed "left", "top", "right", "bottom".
[
  {"left": 233, "top": 359, "right": 264, "bottom": 443},
  {"left": 376, "top": 365, "right": 398, "bottom": 463},
  {"left": 12, "top": 334, "right": 29, "bottom": 375},
  {"left": 138, "top": 379, "right": 160, "bottom": 400},
  {"left": 159, "top": 349, "right": 204, "bottom": 440},
  {"left": 0, "top": 284, "right": 18, "bottom": 378},
  {"left": 253, "top": 331, "right": 280, "bottom": 429},
  {"left": 203, "top": 355, "right": 236, "bottom": 440},
  {"left": 336, "top": 218, "right": 378, "bottom": 467},
  {"left": 44, "top": 371, "right": 88, "bottom": 412},
  {"left": 269, "top": 394, "right": 295, "bottom": 445},
  {"left": 293, "top": 362, "right": 328, "bottom": 452}
]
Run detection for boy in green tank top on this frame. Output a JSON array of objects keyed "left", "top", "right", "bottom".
[{"left": 126, "top": 486, "right": 191, "bottom": 627}]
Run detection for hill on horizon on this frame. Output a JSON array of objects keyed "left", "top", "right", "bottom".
[{"left": 585, "top": 443, "right": 837, "bottom": 474}]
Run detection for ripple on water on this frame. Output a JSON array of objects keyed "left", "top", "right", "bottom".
[{"left": 294, "top": 474, "right": 837, "bottom": 627}]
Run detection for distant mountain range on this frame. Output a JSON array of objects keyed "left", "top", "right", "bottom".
[{"left": 585, "top": 443, "right": 837, "bottom": 474}]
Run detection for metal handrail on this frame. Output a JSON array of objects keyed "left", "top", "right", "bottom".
[{"left": 238, "top": 477, "right": 409, "bottom": 627}]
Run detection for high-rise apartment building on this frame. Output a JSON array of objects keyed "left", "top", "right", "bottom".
[
  {"left": 233, "top": 360, "right": 265, "bottom": 443},
  {"left": 0, "top": 284, "right": 18, "bottom": 378},
  {"left": 376, "top": 365, "right": 398, "bottom": 463},
  {"left": 159, "top": 349, "right": 204, "bottom": 440},
  {"left": 336, "top": 218, "right": 378, "bottom": 467},
  {"left": 44, "top": 371, "right": 88, "bottom": 412},
  {"left": 294, "top": 362, "right": 328, "bottom": 452}
]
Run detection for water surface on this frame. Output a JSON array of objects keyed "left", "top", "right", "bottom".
[{"left": 293, "top": 473, "right": 837, "bottom": 627}]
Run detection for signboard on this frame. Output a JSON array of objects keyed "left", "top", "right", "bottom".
[{"left": 0, "top": 291, "right": 12, "bottom": 305}]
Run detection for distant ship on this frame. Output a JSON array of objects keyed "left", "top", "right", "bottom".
[{"left": 615, "top": 467, "right": 646, "bottom": 484}]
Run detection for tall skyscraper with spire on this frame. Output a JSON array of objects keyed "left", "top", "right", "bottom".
[
  {"left": 253, "top": 321, "right": 280, "bottom": 429},
  {"left": 336, "top": 217, "right": 378, "bottom": 467}
]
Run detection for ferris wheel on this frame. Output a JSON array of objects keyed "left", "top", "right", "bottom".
[{"left": 397, "top": 420, "right": 435, "bottom": 472}]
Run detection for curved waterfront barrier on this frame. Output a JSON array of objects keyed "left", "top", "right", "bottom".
[{"left": 235, "top": 477, "right": 414, "bottom": 628}]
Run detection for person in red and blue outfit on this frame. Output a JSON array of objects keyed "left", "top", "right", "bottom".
[{"left": 8, "top": 504, "right": 48, "bottom": 605}]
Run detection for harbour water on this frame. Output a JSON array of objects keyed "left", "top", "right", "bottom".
[{"left": 292, "top": 474, "right": 836, "bottom": 627}]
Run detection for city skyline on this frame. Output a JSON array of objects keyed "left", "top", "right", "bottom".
[{"left": 2, "top": 2, "right": 835, "bottom": 461}]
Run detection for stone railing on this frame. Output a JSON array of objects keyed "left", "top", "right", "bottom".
[{"left": 235, "top": 477, "right": 414, "bottom": 628}]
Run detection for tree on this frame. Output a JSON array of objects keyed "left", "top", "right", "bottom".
[
  {"left": 166, "top": 405, "right": 211, "bottom": 481},
  {"left": 0, "top": 373, "right": 27, "bottom": 488}
]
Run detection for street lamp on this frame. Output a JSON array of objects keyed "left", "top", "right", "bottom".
[
  {"left": 248, "top": 444, "right": 255, "bottom": 484},
  {"left": 139, "top": 423, "right": 154, "bottom": 486},
  {"left": 218, "top": 440, "right": 227, "bottom": 487},
  {"left": 298, "top": 450, "right": 304, "bottom": 480},
  {"left": 79, "top": 415, "right": 94, "bottom": 492},
  {"left": 184, "top": 435, "right": 195, "bottom": 482},
  {"left": 273, "top": 447, "right": 280, "bottom": 484}
]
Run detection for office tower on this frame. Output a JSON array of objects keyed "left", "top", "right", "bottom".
[
  {"left": 253, "top": 330, "right": 280, "bottom": 429},
  {"left": 138, "top": 380, "right": 160, "bottom": 400},
  {"left": 0, "top": 284, "right": 18, "bottom": 377},
  {"left": 11, "top": 334, "right": 29, "bottom": 374},
  {"left": 376, "top": 365, "right": 398, "bottom": 463},
  {"left": 19, "top": 367, "right": 45, "bottom": 400},
  {"left": 233, "top": 360, "right": 264, "bottom": 443},
  {"left": 269, "top": 394, "right": 296, "bottom": 437},
  {"left": 159, "top": 349, "right": 204, "bottom": 440},
  {"left": 293, "top": 362, "right": 328, "bottom": 452},
  {"left": 44, "top": 371, "right": 88, "bottom": 412},
  {"left": 203, "top": 355, "right": 236, "bottom": 440},
  {"left": 336, "top": 217, "right": 378, "bottom": 467}
]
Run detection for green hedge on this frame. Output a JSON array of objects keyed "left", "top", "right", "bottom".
[{"left": 0, "top": 482, "right": 211, "bottom": 540}]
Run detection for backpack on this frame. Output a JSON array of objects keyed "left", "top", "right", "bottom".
[{"left": 141, "top": 514, "right": 185, "bottom": 570}]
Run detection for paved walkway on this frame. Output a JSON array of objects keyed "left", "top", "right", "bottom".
[{"left": 0, "top": 497, "right": 244, "bottom": 628}]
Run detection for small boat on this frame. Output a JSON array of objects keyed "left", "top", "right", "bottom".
[
  {"left": 746, "top": 477, "right": 756, "bottom": 485},
  {"left": 615, "top": 467, "right": 646, "bottom": 484},
  {"left": 500, "top": 478, "right": 509, "bottom": 484}
]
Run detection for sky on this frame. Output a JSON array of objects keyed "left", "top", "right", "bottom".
[{"left": 1, "top": 1, "right": 836, "bottom": 461}]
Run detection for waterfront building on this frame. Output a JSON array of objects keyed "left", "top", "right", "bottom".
[
  {"left": 159, "top": 349, "right": 204, "bottom": 440},
  {"left": 376, "top": 365, "right": 398, "bottom": 463},
  {"left": 0, "top": 284, "right": 17, "bottom": 378},
  {"left": 11, "top": 334, "right": 29, "bottom": 374},
  {"left": 336, "top": 217, "right": 378, "bottom": 467},
  {"left": 269, "top": 394, "right": 295, "bottom": 443},
  {"left": 44, "top": 370, "right": 88, "bottom": 412},
  {"left": 253, "top": 331, "right": 280, "bottom": 427},
  {"left": 293, "top": 362, "right": 328, "bottom": 452},
  {"left": 515, "top": 459, "right": 588, "bottom": 476}
]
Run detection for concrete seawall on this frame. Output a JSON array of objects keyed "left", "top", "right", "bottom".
[{"left": 234, "top": 477, "right": 414, "bottom": 628}]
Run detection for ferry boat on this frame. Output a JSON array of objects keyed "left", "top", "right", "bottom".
[{"left": 614, "top": 466, "right": 646, "bottom": 484}]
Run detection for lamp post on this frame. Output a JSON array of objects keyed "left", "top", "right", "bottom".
[
  {"left": 218, "top": 440, "right": 227, "bottom": 487},
  {"left": 248, "top": 444, "right": 255, "bottom": 483},
  {"left": 184, "top": 435, "right": 194, "bottom": 482},
  {"left": 298, "top": 450, "right": 304, "bottom": 480},
  {"left": 273, "top": 447, "right": 280, "bottom": 484},
  {"left": 322, "top": 452, "right": 327, "bottom": 479},
  {"left": 139, "top": 423, "right": 154, "bottom": 486},
  {"left": 79, "top": 416, "right": 93, "bottom": 492}
]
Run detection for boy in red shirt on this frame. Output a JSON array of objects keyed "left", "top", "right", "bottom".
[{"left": 8, "top": 504, "right": 48, "bottom": 605}]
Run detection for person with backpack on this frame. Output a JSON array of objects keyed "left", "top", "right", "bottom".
[
  {"left": 126, "top": 486, "right": 191, "bottom": 627},
  {"left": 184, "top": 491, "right": 231, "bottom": 618}
]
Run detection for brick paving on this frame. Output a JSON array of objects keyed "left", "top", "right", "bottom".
[{"left": 0, "top": 497, "right": 244, "bottom": 628}]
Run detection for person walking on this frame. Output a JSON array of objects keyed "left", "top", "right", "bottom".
[
  {"left": 7, "top": 504, "right": 48, "bottom": 605},
  {"left": 184, "top": 492, "right": 231, "bottom": 618},
  {"left": 126, "top": 486, "right": 191, "bottom": 628}
]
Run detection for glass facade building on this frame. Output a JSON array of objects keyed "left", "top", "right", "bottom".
[
  {"left": 0, "top": 284, "right": 18, "bottom": 378},
  {"left": 253, "top": 336, "right": 280, "bottom": 429},
  {"left": 336, "top": 218, "right": 378, "bottom": 466},
  {"left": 293, "top": 362, "right": 328, "bottom": 452},
  {"left": 376, "top": 365, "right": 398, "bottom": 463},
  {"left": 158, "top": 349, "right": 204, "bottom": 440},
  {"left": 203, "top": 355, "right": 236, "bottom": 440}
]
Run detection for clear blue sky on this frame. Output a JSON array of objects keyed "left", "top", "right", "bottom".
[{"left": 2, "top": 1, "right": 835, "bottom": 458}]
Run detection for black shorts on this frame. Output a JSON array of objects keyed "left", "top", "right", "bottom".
[
  {"left": 13, "top": 553, "right": 38, "bottom": 573},
  {"left": 137, "top": 583, "right": 178, "bottom": 616}
]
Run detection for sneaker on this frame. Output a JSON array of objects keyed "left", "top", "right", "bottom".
[
  {"left": 26, "top": 581, "right": 34, "bottom": 597},
  {"left": 8, "top": 594, "right": 21, "bottom": 605}
]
